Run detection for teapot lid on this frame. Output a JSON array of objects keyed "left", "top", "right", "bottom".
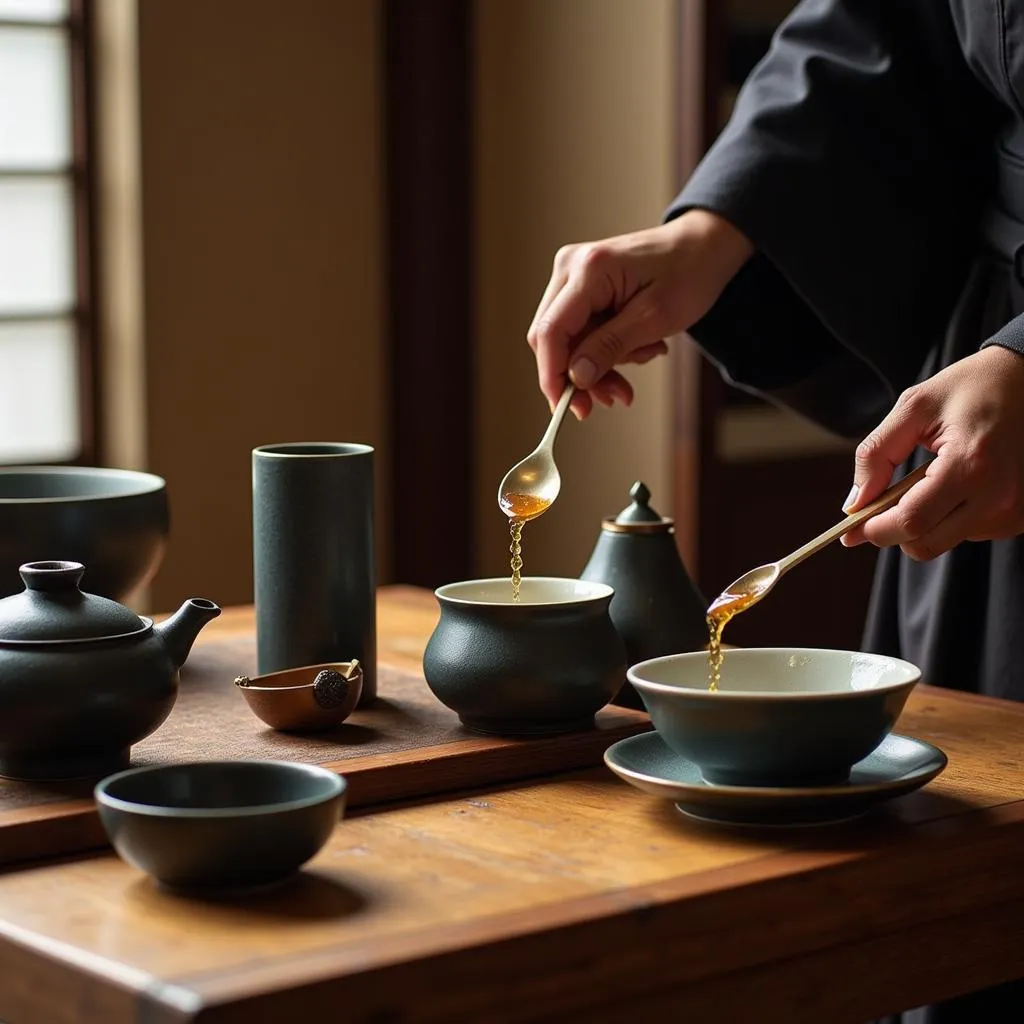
[
  {"left": 605, "top": 481, "right": 673, "bottom": 533},
  {"left": 0, "top": 562, "right": 149, "bottom": 644}
]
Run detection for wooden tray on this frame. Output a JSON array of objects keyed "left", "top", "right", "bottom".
[{"left": 0, "top": 631, "right": 650, "bottom": 868}]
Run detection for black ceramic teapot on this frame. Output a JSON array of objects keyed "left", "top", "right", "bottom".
[
  {"left": 580, "top": 482, "right": 707, "bottom": 708},
  {"left": 0, "top": 560, "right": 220, "bottom": 780}
]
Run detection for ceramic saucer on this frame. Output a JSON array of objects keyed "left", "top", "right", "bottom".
[{"left": 604, "top": 732, "right": 947, "bottom": 827}]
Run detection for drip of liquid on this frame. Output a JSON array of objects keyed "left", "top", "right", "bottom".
[
  {"left": 705, "top": 580, "right": 771, "bottom": 691},
  {"left": 499, "top": 493, "right": 551, "bottom": 601},
  {"left": 509, "top": 519, "right": 524, "bottom": 602}
]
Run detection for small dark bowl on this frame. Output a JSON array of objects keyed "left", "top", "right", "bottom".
[
  {"left": 0, "top": 466, "right": 169, "bottom": 601},
  {"left": 422, "top": 577, "right": 627, "bottom": 737},
  {"left": 95, "top": 760, "right": 346, "bottom": 895}
]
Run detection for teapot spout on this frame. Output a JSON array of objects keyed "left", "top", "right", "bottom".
[{"left": 155, "top": 598, "right": 221, "bottom": 669}]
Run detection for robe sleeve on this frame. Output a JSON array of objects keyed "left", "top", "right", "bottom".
[
  {"left": 982, "top": 319, "right": 1024, "bottom": 358},
  {"left": 668, "top": 0, "right": 999, "bottom": 439}
]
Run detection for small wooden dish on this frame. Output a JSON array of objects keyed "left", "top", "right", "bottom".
[{"left": 234, "top": 661, "right": 363, "bottom": 732}]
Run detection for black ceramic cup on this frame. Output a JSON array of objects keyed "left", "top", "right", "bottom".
[
  {"left": 422, "top": 577, "right": 627, "bottom": 736},
  {"left": 95, "top": 760, "right": 346, "bottom": 894},
  {"left": 252, "top": 442, "right": 376, "bottom": 705}
]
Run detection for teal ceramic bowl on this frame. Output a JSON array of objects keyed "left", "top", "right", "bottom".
[
  {"left": 95, "top": 760, "right": 346, "bottom": 894},
  {"left": 627, "top": 648, "right": 921, "bottom": 787},
  {"left": 0, "top": 466, "right": 168, "bottom": 601}
]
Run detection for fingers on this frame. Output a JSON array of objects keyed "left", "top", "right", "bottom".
[
  {"left": 589, "top": 371, "right": 635, "bottom": 408},
  {"left": 898, "top": 501, "right": 974, "bottom": 560},
  {"left": 529, "top": 250, "right": 571, "bottom": 339},
  {"left": 839, "top": 443, "right": 1021, "bottom": 557},
  {"left": 569, "top": 389, "right": 594, "bottom": 420},
  {"left": 845, "top": 386, "right": 937, "bottom": 512},
  {"left": 841, "top": 455, "right": 963, "bottom": 550},
  {"left": 568, "top": 289, "right": 663, "bottom": 390},
  {"left": 623, "top": 340, "right": 669, "bottom": 366},
  {"left": 528, "top": 277, "right": 598, "bottom": 408}
]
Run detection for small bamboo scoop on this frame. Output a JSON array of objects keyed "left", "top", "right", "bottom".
[{"left": 708, "top": 461, "right": 931, "bottom": 621}]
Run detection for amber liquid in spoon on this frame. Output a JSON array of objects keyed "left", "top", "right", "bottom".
[{"left": 500, "top": 493, "right": 551, "bottom": 602}]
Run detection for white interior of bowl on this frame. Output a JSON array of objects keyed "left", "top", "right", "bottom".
[
  {"left": 628, "top": 648, "right": 920, "bottom": 698},
  {"left": 0, "top": 466, "right": 165, "bottom": 501},
  {"left": 436, "top": 577, "right": 612, "bottom": 606}
]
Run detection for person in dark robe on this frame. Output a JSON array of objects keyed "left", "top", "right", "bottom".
[{"left": 527, "top": 2, "right": 1024, "bottom": 1021}]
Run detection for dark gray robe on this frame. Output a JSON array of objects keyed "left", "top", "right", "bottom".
[{"left": 668, "top": 1, "right": 1024, "bottom": 1020}]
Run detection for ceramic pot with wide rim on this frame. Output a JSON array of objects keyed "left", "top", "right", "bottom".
[{"left": 422, "top": 577, "right": 627, "bottom": 737}]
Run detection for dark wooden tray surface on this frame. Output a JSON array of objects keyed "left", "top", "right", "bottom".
[{"left": 0, "top": 633, "right": 650, "bottom": 868}]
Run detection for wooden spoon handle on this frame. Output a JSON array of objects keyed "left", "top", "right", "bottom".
[{"left": 779, "top": 461, "right": 931, "bottom": 574}]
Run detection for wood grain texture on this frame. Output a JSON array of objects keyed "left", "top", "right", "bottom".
[
  {"left": 0, "top": 587, "right": 649, "bottom": 868},
  {"left": 1, "top": 673, "right": 1024, "bottom": 1022}
]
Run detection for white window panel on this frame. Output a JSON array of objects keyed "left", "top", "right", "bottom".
[
  {"left": 0, "top": 177, "right": 75, "bottom": 314},
  {"left": 0, "top": 318, "right": 79, "bottom": 462},
  {"left": 0, "top": 26, "right": 71, "bottom": 168},
  {"left": 0, "top": 0, "right": 67, "bottom": 22}
]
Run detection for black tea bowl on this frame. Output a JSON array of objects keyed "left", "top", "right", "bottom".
[
  {"left": 0, "top": 466, "right": 169, "bottom": 601},
  {"left": 95, "top": 760, "right": 346, "bottom": 895},
  {"left": 422, "top": 577, "right": 627, "bottom": 737}
]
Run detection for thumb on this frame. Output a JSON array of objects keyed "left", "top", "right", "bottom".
[
  {"left": 845, "top": 389, "right": 934, "bottom": 512},
  {"left": 568, "top": 292, "right": 662, "bottom": 390}
]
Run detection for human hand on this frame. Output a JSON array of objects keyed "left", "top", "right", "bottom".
[
  {"left": 527, "top": 209, "right": 754, "bottom": 419},
  {"left": 841, "top": 345, "right": 1024, "bottom": 559}
]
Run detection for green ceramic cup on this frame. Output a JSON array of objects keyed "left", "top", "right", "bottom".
[{"left": 628, "top": 648, "right": 921, "bottom": 787}]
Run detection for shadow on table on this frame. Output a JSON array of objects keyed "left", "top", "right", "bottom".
[
  {"left": 645, "top": 789, "right": 992, "bottom": 850},
  {"left": 126, "top": 867, "right": 374, "bottom": 921}
]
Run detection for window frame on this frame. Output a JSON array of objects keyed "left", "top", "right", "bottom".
[{"left": 0, "top": 0, "right": 99, "bottom": 466}]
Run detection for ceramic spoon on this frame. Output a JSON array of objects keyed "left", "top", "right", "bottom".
[
  {"left": 497, "top": 383, "right": 576, "bottom": 521},
  {"left": 709, "top": 461, "right": 931, "bottom": 618}
]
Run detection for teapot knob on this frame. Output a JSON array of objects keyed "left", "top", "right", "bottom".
[
  {"left": 629, "top": 481, "right": 651, "bottom": 507},
  {"left": 19, "top": 561, "right": 86, "bottom": 593}
]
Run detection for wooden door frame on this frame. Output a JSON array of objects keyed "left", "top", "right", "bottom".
[
  {"left": 671, "top": 0, "right": 726, "bottom": 582},
  {"left": 383, "top": 0, "right": 476, "bottom": 588}
]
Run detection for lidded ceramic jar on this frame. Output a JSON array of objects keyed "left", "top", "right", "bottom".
[{"left": 580, "top": 482, "right": 708, "bottom": 708}]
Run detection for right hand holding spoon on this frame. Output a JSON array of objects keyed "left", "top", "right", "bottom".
[{"left": 841, "top": 346, "right": 1024, "bottom": 560}]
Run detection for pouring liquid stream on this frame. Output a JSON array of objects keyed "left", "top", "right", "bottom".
[
  {"left": 706, "top": 574, "right": 774, "bottom": 692},
  {"left": 500, "top": 493, "right": 551, "bottom": 602}
]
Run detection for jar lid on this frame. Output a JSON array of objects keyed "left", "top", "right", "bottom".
[
  {"left": 602, "top": 481, "right": 674, "bottom": 534},
  {"left": 0, "top": 562, "right": 148, "bottom": 644},
  {"left": 614, "top": 482, "right": 665, "bottom": 524}
]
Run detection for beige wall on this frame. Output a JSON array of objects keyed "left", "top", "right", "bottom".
[
  {"left": 133, "top": 0, "right": 387, "bottom": 611},
  {"left": 116, "top": 0, "right": 674, "bottom": 608},
  {"left": 474, "top": 0, "right": 676, "bottom": 579}
]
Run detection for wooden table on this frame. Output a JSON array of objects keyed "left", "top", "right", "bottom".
[{"left": 2, "top": 586, "right": 1024, "bottom": 1023}]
